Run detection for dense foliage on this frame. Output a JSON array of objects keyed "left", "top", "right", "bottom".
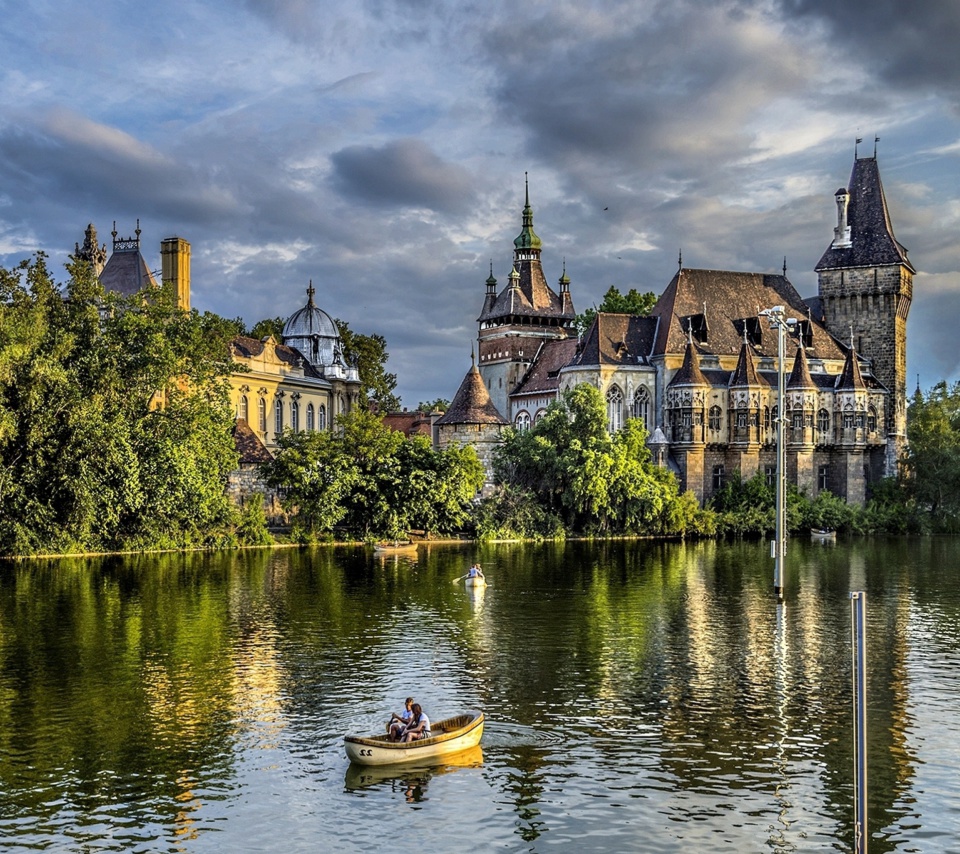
[
  {"left": 0, "top": 255, "right": 243, "bottom": 555},
  {"left": 262, "top": 408, "right": 484, "bottom": 541},
  {"left": 490, "top": 384, "right": 711, "bottom": 537},
  {"left": 576, "top": 285, "right": 657, "bottom": 334}
]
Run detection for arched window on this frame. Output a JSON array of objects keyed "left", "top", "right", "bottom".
[
  {"left": 274, "top": 399, "right": 283, "bottom": 434},
  {"left": 708, "top": 405, "right": 722, "bottom": 431},
  {"left": 843, "top": 405, "right": 855, "bottom": 429},
  {"left": 606, "top": 385, "right": 623, "bottom": 433},
  {"left": 817, "top": 409, "right": 830, "bottom": 434},
  {"left": 239, "top": 395, "right": 248, "bottom": 422},
  {"left": 515, "top": 411, "right": 531, "bottom": 431},
  {"left": 306, "top": 403, "right": 315, "bottom": 431},
  {"left": 867, "top": 406, "right": 878, "bottom": 433},
  {"left": 632, "top": 387, "right": 650, "bottom": 427},
  {"left": 535, "top": 409, "right": 547, "bottom": 423},
  {"left": 291, "top": 400, "right": 300, "bottom": 432},
  {"left": 258, "top": 397, "right": 267, "bottom": 433},
  {"left": 318, "top": 404, "right": 327, "bottom": 431}
]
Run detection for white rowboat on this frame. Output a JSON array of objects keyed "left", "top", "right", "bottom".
[
  {"left": 344, "top": 711, "right": 484, "bottom": 766},
  {"left": 465, "top": 576, "right": 486, "bottom": 588}
]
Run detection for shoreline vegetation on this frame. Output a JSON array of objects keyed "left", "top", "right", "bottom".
[{"left": 2, "top": 258, "right": 958, "bottom": 559}]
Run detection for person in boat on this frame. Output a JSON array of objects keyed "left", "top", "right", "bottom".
[
  {"left": 401, "top": 703, "right": 431, "bottom": 742},
  {"left": 466, "top": 563, "right": 484, "bottom": 580},
  {"left": 388, "top": 697, "right": 415, "bottom": 741}
]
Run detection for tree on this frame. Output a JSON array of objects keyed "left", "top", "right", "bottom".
[
  {"left": 904, "top": 382, "right": 960, "bottom": 531},
  {"left": 248, "top": 316, "right": 285, "bottom": 340},
  {"left": 0, "top": 254, "right": 241, "bottom": 554},
  {"left": 334, "top": 319, "right": 401, "bottom": 411},
  {"left": 577, "top": 285, "right": 657, "bottom": 334},
  {"left": 417, "top": 398, "right": 450, "bottom": 413}
]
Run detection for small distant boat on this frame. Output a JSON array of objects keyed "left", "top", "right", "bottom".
[
  {"left": 811, "top": 528, "right": 837, "bottom": 542},
  {"left": 344, "top": 711, "right": 484, "bottom": 766},
  {"left": 465, "top": 575, "right": 486, "bottom": 588},
  {"left": 373, "top": 541, "right": 420, "bottom": 554}
]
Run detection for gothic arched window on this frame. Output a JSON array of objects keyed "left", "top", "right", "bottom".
[
  {"left": 606, "top": 385, "right": 623, "bottom": 433},
  {"left": 318, "top": 404, "right": 327, "bottom": 431},
  {"left": 291, "top": 400, "right": 300, "bottom": 432},
  {"left": 240, "top": 395, "right": 248, "bottom": 422},
  {"left": 274, "top": 399, "right": 283, "bottom": 434},
  {"left": 817, "top": 409, "right": 830, "bottom": 434},
  {"left": 709, "top": 405, "right": 722, "bottom": 431},
  {"left": 306, "top": 403, "right": 315, "bottom": 432},
  {"left": 632, "top": 386, "right": 650, "bottom": 427},
  {"left": 258, "top": 397, "right": 267, "bottom": 433},
  {"left": 515, "top": 411, "right": 531, "bottom": 432}
]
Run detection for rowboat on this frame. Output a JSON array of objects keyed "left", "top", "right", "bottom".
[
  {"left": 373, "top": 541, "right": 420, "bottom": 554},
  {"left": 344, "top": 710, "right": 484, "bottom": 766},
  {"left": 465, "top": 575, "right": 486, "bottom": 588},
  {"left": 810, "top": 528, "right": 837, "bottom": 543},
  {"left": 344, "top": 744, "right": 483, "bottom": 790}
]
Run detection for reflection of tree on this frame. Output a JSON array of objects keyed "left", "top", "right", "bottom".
[{"left": 498, "top": 745, "right": 550, "bottom": 843}]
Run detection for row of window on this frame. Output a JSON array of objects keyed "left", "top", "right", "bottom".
[
  {"left": 712, "top": 464, "right": 830, "bottom": 491},
  {"left": 239, "top": 394, "right": 327, "bottom": 435},
  {"left": 704, "top": 405, "right": 878, "bottom": 434}
]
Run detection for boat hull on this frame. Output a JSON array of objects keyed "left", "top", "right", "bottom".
[
  {"left": 344, "top": 711, "right": 484, "bottom": 766},
  {"left": 465, "top": 576, "right": 486, "bottom": 588}
]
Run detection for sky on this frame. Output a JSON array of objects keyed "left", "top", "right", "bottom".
[{"left": 1, "top": 0, "right": 959, "bottom": 408}]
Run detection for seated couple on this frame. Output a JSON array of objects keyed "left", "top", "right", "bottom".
[{"left": 387, "top": 698, "right": 431, "bottom": 742}]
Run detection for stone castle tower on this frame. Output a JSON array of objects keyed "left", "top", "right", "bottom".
[
  {"left": 476, "top": 176, "right": 576, "bottom": 419},
  {"left": 815, "top": 151, "right": 914, "bottom": 474}
]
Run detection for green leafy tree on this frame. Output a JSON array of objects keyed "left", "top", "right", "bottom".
[
  {"left": 577, "top": 285, "right": 657, "bottom": 334},
  {"left": 904, "top": 382, "right": 960, "bottom": 531},
  {"left": 248, "top": 316, "right": 286, "bottom": 340},
  {"left": 417, "top": 398, "right": 450, "bottom": 413},
  {"left": 335, "top": 320, "right": 401, "bottom": 411}
]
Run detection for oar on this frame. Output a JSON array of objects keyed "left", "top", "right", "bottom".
[{"left": 452, "top": 573, "right": 469, "bottom": 584}]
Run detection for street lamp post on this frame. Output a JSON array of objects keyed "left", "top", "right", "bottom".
[{"left": 759, "top": 306, "right": 797, "bottom": 602}]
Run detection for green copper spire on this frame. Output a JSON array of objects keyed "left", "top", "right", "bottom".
[{"left": 514, "top": 172, "right": 542, "bottom": 251}]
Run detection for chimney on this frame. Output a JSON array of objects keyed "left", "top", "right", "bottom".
[
  {"left": 160, "top": 236, "right": 191, "bottom": 311},
  {"left": 832, "top": 188, "right": 851, "bottom": 248}
]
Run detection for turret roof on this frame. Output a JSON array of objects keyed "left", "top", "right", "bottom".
[{"left": 436, "top": 362, "right": 508, "bottom": 425}]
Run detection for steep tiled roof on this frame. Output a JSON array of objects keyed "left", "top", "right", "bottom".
[
  {"left": 650, "top": 268, "right": 845, "bottom": 361},
  {"left": 729, "top": 340, "right": 762, "bottom": 387},
  {"left": 99, "top": 246, "right": 157, "bottom": 297},
  {"left": 232, "top": 419, "right": 273, "bottom": 464},
  {"left": 478, "top": 262, "right": 573, "bottom": 322},
  {"left": 837, "top": 346, "right": 867, "bottom": 391},
  {"left": 436, "top": 364, "right": 507, "bottom": 425},
  {"left": 786, "top": 345, "right": 816, "bottom": 389},
  {"left": 669, "top": 340, "right": 708, "bottom": 387},
  {"left": 815, "top": 157, "right": 915, "bottom": 273},
  {"left": 511, "top": 337, "right": 579, "bottom": 397},
  {"left": 568, "top": 313, "right": 659, "bottom": 368}
]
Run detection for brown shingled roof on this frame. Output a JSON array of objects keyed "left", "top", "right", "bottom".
[
  {"left": 511, "top": 337, "right": 580, "bottom": 397},
  {"left": 436, "top": 364, "right": 507, "bottom": 425},
  {"left": 837, "top": 346, "right": 867, "bottom": 391},
  {"left": 650, "top": 268, "right": 845, "bottom": 361},
  {"left": 786, "top": 345, "right": 816, "bottom": 389},
  {"left": 233, "top": 419, "right": 273, "bottom": 464},
  {"left": 568, "top": 313, "right": 659, "bottom": 368},
  {"left": 668, "top": 340, "right": 708, "bottom": 387},
  {"left": 729, "top": 340, "right": 763, "bottom": 387},
  {"left": 231, "top": 335, "right": 324, "bottom": 379}
]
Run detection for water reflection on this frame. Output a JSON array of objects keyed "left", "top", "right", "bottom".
[
  {"left": 343, "top": 744, "right": 484, "bottom": 801},
  {"left": 1, "top": 539, "right": 959, "bottom": 851}
]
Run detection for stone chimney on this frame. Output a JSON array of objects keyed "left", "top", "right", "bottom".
[
  {"left": 160, "top": 237, "right": 191, "bottom": 311},
  {"left": 832, "top": 188, "right": 851, "bottom": 248}
]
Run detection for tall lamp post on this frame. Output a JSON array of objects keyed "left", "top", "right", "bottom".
[{"left": 759, "top": 306, "right": 797, "bottom": 602}]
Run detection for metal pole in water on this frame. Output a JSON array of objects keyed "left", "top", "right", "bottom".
[{"left": 851, "top": 591, "right": 868, "bottom": 853}]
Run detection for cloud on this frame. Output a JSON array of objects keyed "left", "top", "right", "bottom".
[{"left": 330, "top": 138, "right": 475, "bottom": 212}]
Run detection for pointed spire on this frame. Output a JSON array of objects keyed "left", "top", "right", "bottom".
[
  {"left": 838, "top": 340, "right": 867, "bottom": 390},
  {"left": 435, "top": 361, "right": 507, "bottom": 425},
  {"left": 730, "top": 336, "right": 761, "bottom": 387},
  {"left": 670, "top": 334, "right": 707, "bottom": 387},
  {"left": 787, "top": 344, "right": 816, "bottom": 389},
  {"left": 514, "top": 172, "right": 542, "bottom": 251},
  {"left": 306, "top": 279, "right": 315, "bottom": 305},
  {"left": 558, "top": 258, "right": 570, "bottom": 291}
]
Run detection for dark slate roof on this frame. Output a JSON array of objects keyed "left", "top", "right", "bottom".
[
  {"left": 231, "top": 336, "right": 324, "bottom": 379},
  {"left": 477, "top": 261, "right": 575, "bottom": 323},
  {"left": 787, "top": 345, "right": 816, "bottom": 389},
  {"left": 816, "top": 157, "right": 915, "bottom": 273},
  {"left": 649, "top": 267, "right": 845, "bottom": 361},
  {"left": 837, "top": 346, "right": 867, "bottom": 390},
  {"left": 99, "top": 247, "right": 157, "bottom": 297},
  {"left": 233, "top": 419, "right": 273, "bottom": 463},
  {"left": 567, "top": 313, "right": 659, "bottom": 368},
  {"left": 436, "top": 364, "right": 507, "bottom": 425},
  {"left": 668, "top": 340, "right": 708, "bottom": 387},
  {"left": 729, "top": 340, "right": 761, "bottom": 387},
  {"left": 511, "top": 337, "right": 580, "bottom": 397}
]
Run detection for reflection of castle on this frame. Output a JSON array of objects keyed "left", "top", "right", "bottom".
[{"left": 444, "top": 152, "right": 912, "bottom": 505}]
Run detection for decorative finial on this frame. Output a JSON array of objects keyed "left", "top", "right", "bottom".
[
  {"left": 855, "top": 135, "right": 862, "bottom": 159},
  {"left": 306, "top": 279, "right": 315, "bottom": 304},
  {"left": 678, "top": 248, "right": 683, "bottom": 271},
  {"left": 849, "top": 325, "right": 855, "bottom": 351},
  {"left": 687, "top": 318, "right": 694, "bottom": 347},
  {"left": 525, "top": 171, "right": 529, "bottom": 207},
  {"left": 135, "top": 219, "right": 141, "bottom": 241},
  {"left": 112, "top": 220, "right": 117, "bottom": 241},
  {"left": 783, "top": 256, "right": 787, "bottom": 277},
  {"left": 471, "top": 345, "right": 475, "bottom": 367},
  {"left": 874, "top": 135, "right": 880, "bottom": 158}
]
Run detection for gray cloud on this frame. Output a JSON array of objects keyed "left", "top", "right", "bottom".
[{"left": 330, "top": 138, "right": 475, "bottom": 212}]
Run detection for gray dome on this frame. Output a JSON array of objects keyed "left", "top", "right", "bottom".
[{"left": 282, "top": 283, "right": 342, "bottom": 368}]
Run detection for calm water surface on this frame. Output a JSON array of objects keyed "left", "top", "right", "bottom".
[{"left": 1, "top": 538, "right": 959, "bottom": 852}]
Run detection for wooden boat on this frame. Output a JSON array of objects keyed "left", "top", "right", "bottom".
[
  {"left": 344, "top": 710, "right": 484, "bottom": 766},
  {"left": 810, "top": 528, "right": 837, "bottom": 542},
  {"left": 373, "top": 541, "right": 420, "bottom": 554},
  {"left": 464, "top": 575, "right": 486, "bottom": 588},
  {"left": 344, "top": 744, "right": 483, "bottom": 790}
]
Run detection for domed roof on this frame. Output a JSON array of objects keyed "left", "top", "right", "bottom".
[{"left": 282, "top": 282, "right": 338, "bottom": 339}]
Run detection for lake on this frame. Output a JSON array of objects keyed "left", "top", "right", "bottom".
[{"left": 1, "top": 537, "right": 958, "bottom": 852}]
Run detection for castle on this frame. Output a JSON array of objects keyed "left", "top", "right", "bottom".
[{"left": 439, "top": 152, "right": 912, "bottom": 505}]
